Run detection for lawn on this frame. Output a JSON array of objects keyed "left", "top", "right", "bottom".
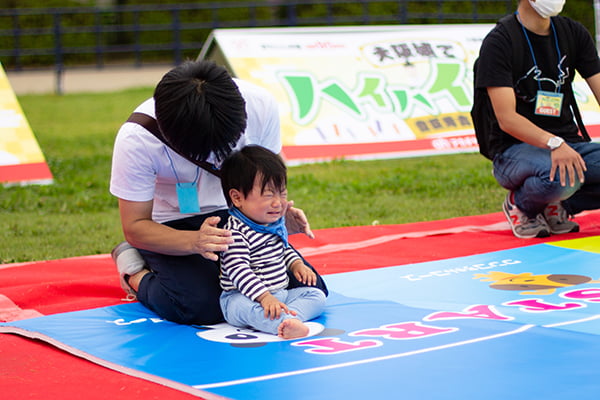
[{"left": 0, "top": 87, "right": 505, "bottom": 263}]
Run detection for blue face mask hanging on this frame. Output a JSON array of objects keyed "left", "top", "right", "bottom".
[{"left": 229, "top": 206, "right": 289, "bottom": 248}]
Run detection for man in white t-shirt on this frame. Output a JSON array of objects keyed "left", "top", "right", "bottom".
[{"left": 109, "top": 60, "right": 327, "bottom": 325}]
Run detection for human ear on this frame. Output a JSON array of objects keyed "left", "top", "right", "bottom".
[{"left": 229, "top": 188, "right": 243, "bottom": 207}]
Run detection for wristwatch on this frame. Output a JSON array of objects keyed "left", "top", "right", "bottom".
[{"left": 547, "top": 136, "right": 564, "bottom": 150}]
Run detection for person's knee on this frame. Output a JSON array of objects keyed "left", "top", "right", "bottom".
[
  {"left": 313, "top": 288, "right": 327, "bottom": 302},
  {"left": 138, "top": 281, "right": 224, "bottom": 325},
  {"left": 541, "top": 178, "right": 580, "bottom": 201},
  {"left": 163, "top": 306, "right": 223, "bottom": 326},
  {"left": 175, "top": 297, "right": 224, "bottom": 325}
]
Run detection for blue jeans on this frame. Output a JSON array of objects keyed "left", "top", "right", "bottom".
[
  {"left": 493, "top": 141, "right": 600, "bottom": 217},
  {"left": 220, "top": 287, "right": 326, "bottom": 335}
]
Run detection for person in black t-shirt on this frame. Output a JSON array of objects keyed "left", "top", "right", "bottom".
[{"left": 474, "top": 0, "right": 600, "bottom": 238}]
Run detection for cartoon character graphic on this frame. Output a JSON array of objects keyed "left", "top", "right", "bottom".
[
  {"left": 194, "top": 322, "right": 331, "bottom": 348},
  {"left": 473, "top": 271, "right": 599, "bottom": 295}
]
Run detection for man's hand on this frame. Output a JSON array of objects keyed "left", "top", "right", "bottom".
[
  {"left": 550, "top": 144, "right": 586, "bottom": 187},
  {"left": 284, "top": 200, "right": 315, "bottom": 239},
  {"left": 257, "top": 292, "right": 296, "bottom": 320},
  {"left": 487, "top": 86, "right": 587, "bottom": 186},
  {"left": 193, "top": 216, "right": 234, "bottom": 261}
]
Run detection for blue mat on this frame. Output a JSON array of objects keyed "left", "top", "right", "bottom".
[{"left": 2, "top": 240, "right": 600, "bottom": 399}]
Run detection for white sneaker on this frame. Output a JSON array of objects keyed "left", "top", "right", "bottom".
[
  {"left": 544, "top": 202, "right": 579, "bottom": 234},
  {"left": 502, "top": 193, "right": 550, "bottom": 239},
  {"left": 111, "top": 241, "right": 146, "bottom": 301}
]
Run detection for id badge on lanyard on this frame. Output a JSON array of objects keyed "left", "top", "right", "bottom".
[
  {"left": 164, "top": 147, "right": 201, "bottom": 214},
  {"left": 535, "top": 90, "right": 563, "bottom": 117},
  {"left": 176, "top": 182, "right": 200, "bottom": 214}
]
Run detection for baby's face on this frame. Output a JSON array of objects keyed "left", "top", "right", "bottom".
[{"left": 235, "top": 176, "right": 288, "bottom": 225}]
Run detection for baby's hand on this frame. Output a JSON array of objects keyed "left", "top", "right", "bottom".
[
  {"left": 258, "top": 292, "right": 296, "bottom": 320},
  {"left": 290, "top": 261, "right": 317, "bottom": 286}
]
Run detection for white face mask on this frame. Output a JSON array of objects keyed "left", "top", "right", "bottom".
[{"left": 529, "top": 0, "right": 566, "bottom": 18}]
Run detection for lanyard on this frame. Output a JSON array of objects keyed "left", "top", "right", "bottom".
[
  {"left": 515, "top": 11, "right": 564, "bottom": 92},
  {"left": 163, "top": 146, "right": 200, "bottom": 185}
]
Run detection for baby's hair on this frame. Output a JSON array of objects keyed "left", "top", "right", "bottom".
[{"left": 220, "top": 145, "right": 287, "bottom": 207}]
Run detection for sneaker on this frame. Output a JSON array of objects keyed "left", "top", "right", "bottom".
[
  {"left": 502, "top": 193, "right": 550, "bottom": 239},
  {"left": 111, "top": 241, "right": 146, "bottom": 301},
  {"left": 543, "top": 202, "right": 579, "bottom": 234}
]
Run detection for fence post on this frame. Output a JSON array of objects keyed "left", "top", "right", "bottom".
[
  {"left": 284, "top": 2, "right": 297, "bottom": 26},
  {"left": 11, "top": 13, "right": 22, "bottom": 71},
  {"left": 133, "top": 10, "right": 142, "bottom": 67},
  {"left": 325, "top": 0, "right": 334, "bottom": 26},
  {"left": 398, "top": 0, "right": 407, "bottom": 24},
  {"left": 94, "top": 10, "right": 104, "bottom": 68},
  {"left": 53, "top": 12, "right": 64, "bottom": 95},
  {"left": 172, "top": 9, "right": 182, "bottom": 65}
]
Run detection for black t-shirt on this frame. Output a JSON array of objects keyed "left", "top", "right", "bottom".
[{"left": 475, "top": 14, "right": 600, "bottom": 156}]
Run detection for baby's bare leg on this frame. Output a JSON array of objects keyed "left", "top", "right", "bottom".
[{"left": 278, "top": 318, "right": 309, "bottom": 339}]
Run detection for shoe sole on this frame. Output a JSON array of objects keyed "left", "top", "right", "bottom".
[{"left": 548, "top": 225, "right": 580, "bottom": 235}]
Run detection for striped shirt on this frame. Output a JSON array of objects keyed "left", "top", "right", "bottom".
[{"left": 220, "top": 215, "right": 300, "bottom": 301}]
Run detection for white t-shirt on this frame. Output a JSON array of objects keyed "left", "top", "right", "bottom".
[{"left": 110, "top": 79, "right": 282, "bottom": 223}]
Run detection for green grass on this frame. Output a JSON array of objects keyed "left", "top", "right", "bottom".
[{"left": 0, "top": 88, "right": 505, "bottom": 263}]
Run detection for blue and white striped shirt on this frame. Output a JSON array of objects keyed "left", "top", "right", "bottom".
[{"left": 220, "top": 215, "right": 300, "bottom": 300}]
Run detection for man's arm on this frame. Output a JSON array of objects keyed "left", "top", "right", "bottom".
[
  {"left": 487, "top": 86, "right": 555, "bottom": 147},
  {"left": 487, "top": 86, "right": 586, "bottom": 186},
  {"left": 118, "top": 198, "right": 233, "bottom": 260}
]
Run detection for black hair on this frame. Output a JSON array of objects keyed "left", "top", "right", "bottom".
[
  {"left": 220, "top": 145, "right": 287, "bottom": 207},
  {"left": 153, "top": 60, "right": 248, "bottom": 162}
]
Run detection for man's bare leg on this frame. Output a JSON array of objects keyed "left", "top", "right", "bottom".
[{"left": 128, "top": 270, "right": 150, "bottom": 291}]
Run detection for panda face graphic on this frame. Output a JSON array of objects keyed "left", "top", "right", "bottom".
[{"left": 194, "top": 322, "right": 328, "bottom": 347}]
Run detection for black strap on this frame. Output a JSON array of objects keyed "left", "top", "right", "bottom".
[
  {"left": 570, "top": 90, "right": 591, "bottom": 141},
  {"left": 551, "top": 16, "right": 592, "bottom": 141},
  {"left": 126, "top": 112, "right": 221, "bottom": 178}
]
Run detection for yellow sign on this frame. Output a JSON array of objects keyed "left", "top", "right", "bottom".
[{"left": 0, "top": 63, "right": 52, "bottom": 185}]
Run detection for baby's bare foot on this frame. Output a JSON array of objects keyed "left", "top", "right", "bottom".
[{"left": 278, "top": 318, "right": 309, "bottom": 339}]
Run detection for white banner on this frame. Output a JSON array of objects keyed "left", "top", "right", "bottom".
[{"left": 200, "top": 25, "right": 600, "bottom": 164}]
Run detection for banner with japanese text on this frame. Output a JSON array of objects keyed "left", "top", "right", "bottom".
[{"left": 199, "top": 25, "right": 600, "bottom": 164}]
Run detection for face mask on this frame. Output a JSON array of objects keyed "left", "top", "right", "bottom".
[{"left": 528, "top": 0, "right": 566, "bottom": 18}]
